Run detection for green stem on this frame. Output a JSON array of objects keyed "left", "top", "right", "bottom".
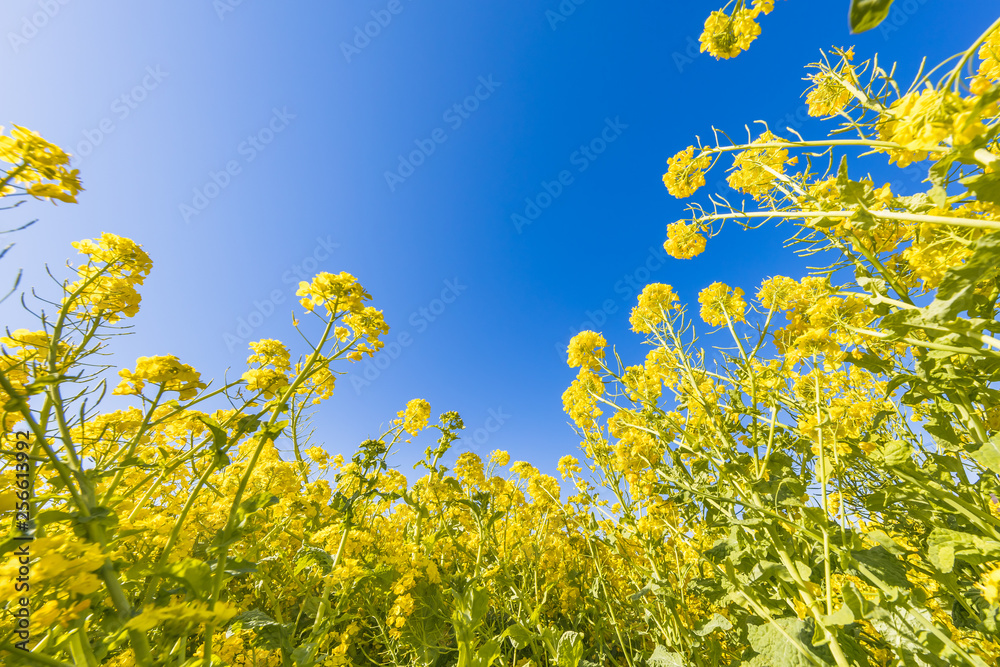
[{"left": 696, "top": 208, "right": 1000, "bottom": 232}]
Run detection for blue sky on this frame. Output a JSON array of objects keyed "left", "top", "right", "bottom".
[{"left": 1, "top": 0, "right": 997, "bottom": 479}]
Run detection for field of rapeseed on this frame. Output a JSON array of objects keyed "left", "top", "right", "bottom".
[{"left": 4, "top": 2, "right": 1000, "bottom": 665}]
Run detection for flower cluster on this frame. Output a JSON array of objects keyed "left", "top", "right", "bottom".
[
  {"left": 878, "top": 88, "right": 989, "bottom": 167},
  {"left": 662, "top": 145, "right": 712, "bottom": 198},
  {"left": 698, "top": 7, "right": 762, "bottom": 60},
  {"left": 566, "top": 330, "right": 607, "bottom": 371},
  {"left": 663, "top": 220, "right": 708, "bottom": 259},
  {"left": 0, "top": 125, "right": 82, "bottom": 203},
  {"left": 629, "top": 283, "right": 679, "bottom": 333},
  {"left": 697, "top": 281, "right": 746, "bottom": 326},
  {"left": 726, "top": 130, "right": 794, "bottom": 201},
  {"left": 804, "top": 47, "right": 857, "bottom": 117},
  {"left": 400, "top": 397, "right": 431, "bottom": 435},
  {"left": 114, "top": 355, "right": 207, "bottom": 400}
]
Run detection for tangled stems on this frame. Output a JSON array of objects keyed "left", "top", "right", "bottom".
[{"left": 200, "top": 309, "right": 341, "bottom": 664}]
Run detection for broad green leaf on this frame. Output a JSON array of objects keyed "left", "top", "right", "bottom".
[
  {"left": 927, "top": 527, "right": 1000, "bottom": 572},
  {"left": 693, "top": 613, "right": 733, "bottom": 637},
  {"left": 849, "top": 0, "right": 894, "bottom": 33},
  {"left": 236, "top": 492, "right": 279, "bottom": 525},
  {"left": 852, "top": 545, "right": 911, "bottom": 589},
  {"left": 869, "top": 610, "right": 935, "bottom": 667},
  {"left": 647, "top": 645, "right": 684, "bottom": 667},
  {"left": 230, "top": 609, "right": 293, "bottom": 652},
  {"left": 294, "top": 545, "right": 334, "bottom": 575},
  {"left": 968, "top": 433, "right": 1000, "bottom": 475},
  {"left": 866, "top": 530, "right": 907, "bottom": 556},
  {"left": 556, "top": 631, "right": 585, "bottom": 667},
  {"left": 925, "top": 232, "right": 1000, "bottom": 322},
  {"left": 195, "top": 415, "right": 227, "bottom": 447},
  {"left": 223, "top": 556, "right": 257, "bottom": 577},
  {"left": 843, "top": 581, "right": 874, "bottom": 621},
  {"left": 881, "top": 440, "right": 912, "bottom": 467},
  {"left": 502, "top": 624, "right": 534, "bottom": 650},
  {"left": 824, "top": 576, "right": 880, "bottom": 627},
  {"left": 473, "top": 638, "right": 503, "bottom": 667},
  {"left": 961, "top": 172, "right": 1000, "bottom": 206},
  {"left": 631, "top": 580, "right": 662, "bottom": 602},
  {"left": 291, "top": 643, "right": 318, "bottom": 667},
  {"left": 822, "top": 604, "right": 855, "bottom": 627},
  {"left": 160, "top": 558, "right": 213, "bottom": 600},
  {"left": 746, "top": 617, "right": 828, "bottom": 667}
]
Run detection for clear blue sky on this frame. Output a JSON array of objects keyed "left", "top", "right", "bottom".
[{"left": 2, "top": 1, "right": 997, "bottom": 479}]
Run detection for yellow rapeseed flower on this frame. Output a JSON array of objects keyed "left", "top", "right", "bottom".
[
  {"left": 726, "top": 131, "right": 793, "bottom": 201},
  {"left": 698, "top": 282, "right": 746, "bottom": 326},
  {"left": 489, "top": 450, "right": 511, "bottom": 467},
  {"left": 114, "top": 355, "right": 207, "bottom": 400},
  {"left": 401, "top": 398, "right": 431, "bottom": 435},
  {"left": 878, "top": 88, "right": 987, "bottom": 167},
  {"left": 662, "top": 146, "right": 712, "bottom": 198},
  {"left": 663, "top": 221, "right": 707, "bottom": 259},
  {"left": 978, "top": 567, "right": 1000, "bottom": 605},
  {"left": 699, "top": 9, "right": 761, "bottom": 60},
  {"left": 567, "top": 330, "right": 607, "bottom": 371},
  {"left": 630, "top": 283, "right": 679, "bottom": 333},
  {"left": 0, "top": 125, "right": 82, "bottom": 203}
]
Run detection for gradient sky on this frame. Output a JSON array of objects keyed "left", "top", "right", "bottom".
[{"left": 2, "top": 1, "right": 997, "bottom": 479}]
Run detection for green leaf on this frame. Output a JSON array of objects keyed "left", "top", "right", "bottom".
[
  {"left": 849, "top": 0, "right": 894, "bottom": 33},
  {"left": 881, "top": 439, "right": 912, "bottom": 467},
  {"left": 866, "top": 530, "right": 907, "bottom": 556},
  {"left": 852, "top": 545, "right": 911, "bottom": 589},
  {"left": 196, "top": 415, "right": 229, "bottom": 450},
  {"left": 259, "top": 421, "right": 288, "bottom": 444},
  {"left": 925, "top": 232, "right": 1000, "bottom": 322},
  {"left": 236, "top": 492, "right": 279, "bottom": 525},
  {"left": 229, "top": 610, "right": 293, "bottom": 652},
  {"left": 631, "top": 580, "right": 662, "bottom": 602},
  {"left": 823, "top": 604, "right": 855, "bottom": 627},
  {"left": 556, "top": 630, "right": 585, "bottom": 667},
  {"left": 869, "top": 610, "right": 937, "bottom": 667},
  {"left": 34, "top": 510, "right": 74, "bottom": 527},
  {"left": 927, "top": 527, "right": 1000, "bottom": 572},
  {"left": 294, "top": 545, "right": 334, "bottom": 575},
  {"left": 222, "top": 556, "right": 257, "bottom": 577},
  {"left": 502, "top": 624, "right": 534, "bottom": 650},
  {"left": 290, "top": 643, "right": 318, "bottom": 667},
  {"left": 160, "top": 558, "right": 213, "bottom": 600},
  {"left": 746, "top": 617, "right": 830, "bottom": 667},
  {"left": 968, "top": 433, "right": 1000, "bottom": 475},
  {"left": 961, "top": 172, "right": 1000, "bottom": 206},
  {"left": 694, "top": 613, "right": 733, "bottom": 637},
  {"left": 843, "top": 581, "right": 874, "bottom": 621},
  {"left": 647, "top": 645, "right": 685, "bottom": 667},
  {"left": 473, "top": 638, "right": 503, "bottom": 667}
]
